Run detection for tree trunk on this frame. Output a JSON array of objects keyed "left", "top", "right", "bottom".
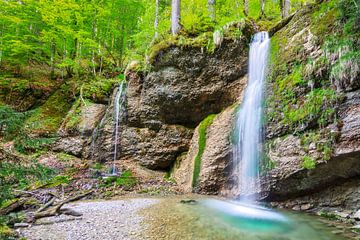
[
  {"left": 154, "top": 0, "right": 160, "bottom": 39},
  {"left": 280, "top": 0, "right": 291, "bottom": 18},
  {"left": 260, "top": 0, "right": 265, "bottom": 17},
  {"left": 171, "top": 0, "right": 181, "bottom": 36},
  {"left": 208, "top": 0, "right": 216, "bottom": 21},
  {"left": 50, "top": 40, "right": 56, "bottom": 79},
  {"left": 243, "top": 0, "right": 249, "bottom": 16}
]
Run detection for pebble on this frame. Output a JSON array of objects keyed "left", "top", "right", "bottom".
[{"left": 19, "top": 198, "right": 158, "bottom": 240}]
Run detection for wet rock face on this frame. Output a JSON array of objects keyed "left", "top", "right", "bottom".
[
  {"left": 173, "top": 106, "right": 236, "bottom": 194},
  {"left": 53, "top": 103, "right": 107, "bottom": 157},
  {"left": 87, "top": 86, "right": 194, "bottom": 170},
  {"left": 121, "top": 125, "right": 193, "bottom": 170},
  {"left": 127, "top": 40, "right": 249, "bottom": 128},
  {"left": 53, "top": 137, "right": 84, "bottom": 157},
  {"left": 261, "top": 87, "right": 360, "bottom": 202}
]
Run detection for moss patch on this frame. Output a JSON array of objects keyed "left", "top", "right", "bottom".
[
  {"left": 192, "top": 114, "right": 216, "bottom": 188},
  {"left": 25, "top": 86, "right": 73, "bottom": 136}
]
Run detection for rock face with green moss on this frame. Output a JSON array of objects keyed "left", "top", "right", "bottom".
[
  {"left": 260, "top": 0, "right": 360, "bottom": 212},
  {"left": 173, "top": 106, "right": 237, "bottom": 194},
  {"left": 87, "top": 25, "right": 254, "bottom": 170},
  {"left": 126, "top": 24, "right": 254, "bottom": 128},
  {"left": 173, "top": 1, "right": 360, "bottom": 214}
]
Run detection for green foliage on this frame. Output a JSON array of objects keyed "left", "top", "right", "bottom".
[
  {"left": 283, "top": 88, "right": 337, "bottom": 129},
  {"left": 0, "top": 105, "right": 27, "bottom": 140},
  {"left": 0, "top": 161, "right": 55, "bottom": 206},
  {"left": 300, "top": 129, "right": 336, "bottom": 161},
  {"left": 301, "top": 156, "right": 316, "bottom": 169},
  {"left": 101, "top": 170, "right": 137, "bottom": 189},
  {"left": 0, "top": 104, "right": 58, "bottom": 153},
  {"left": 82, "top": 78, "right": 119, "bottom": 101},
  {"left": 1, "top": 0, "right": 145, "bottom": 77},
  {"left": 42, "top": 175, "right": 71, "bottom": 188},
  {"left": 192, "top": 114, "right": 216, "bottom": 188}
]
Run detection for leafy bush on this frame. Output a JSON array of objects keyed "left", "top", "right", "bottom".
[{"left": 0, "top": 105, "right": 27, "bottom": 140}]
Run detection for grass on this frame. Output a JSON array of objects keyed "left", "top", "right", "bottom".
[{"left": 192, "top": 114, "right": 216, "bottom": 188}]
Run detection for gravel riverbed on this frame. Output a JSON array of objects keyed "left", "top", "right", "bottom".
[{"left": 19, "top": 198, "right": 159, "bottom": 240}]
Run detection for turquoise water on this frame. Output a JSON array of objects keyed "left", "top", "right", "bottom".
[{"left": 178, "top": 199, "right": 347, "bottom": 240}]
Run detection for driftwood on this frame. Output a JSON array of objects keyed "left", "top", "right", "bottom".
[
  {"left": 24, "top": 190, "right": 93, "bottom": 223},
  {"left": 0, "top": 199, "right": 26, "bottom": 215}
]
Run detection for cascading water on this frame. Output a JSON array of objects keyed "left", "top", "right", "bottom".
[
  {"left": 200, "top": 32, "right": 292, "bottom": 233},
  {"left": 111, "top": 81, "right": 127, "bottom": 175},
  {"left": 233, "top": 31, "right": 270, "bottom": 201}
]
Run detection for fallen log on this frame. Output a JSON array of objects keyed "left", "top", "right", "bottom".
[
  {"left": 24, "top": 190, "right": 93, "bottom": 223},
  {"left": 0, "top": 199, "right": 26, "bottom": 215}
]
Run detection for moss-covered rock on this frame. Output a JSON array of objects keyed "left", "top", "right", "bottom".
[{"left": 25, "top": 86, "right": 73, "bottom": 136}]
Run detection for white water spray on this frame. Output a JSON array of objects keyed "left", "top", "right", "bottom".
[
  {"left": 233, "top": 32, "right": 270, "bottom": 201},
  {"left": 112, "top": 81, "right": 126, "bottom": 175}
]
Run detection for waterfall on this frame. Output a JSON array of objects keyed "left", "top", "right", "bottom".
[
  {"left": 111, "top": 81, "right": 127, "bottom": 175},
  {"left": 233, "top": 32, "right": 270, "bottom": 201}
]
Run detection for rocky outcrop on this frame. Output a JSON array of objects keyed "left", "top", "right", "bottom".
[
  {"left": 173, "top": 105, "right": 238, "bottom": 194},
  {"left": 89, "top": 24, "right": 254, "bottom": 169},
  {"left": 174, "top": 2, "right": 360, "bottom": 212},
  {"left": 121, "top": 125, "right": 193, "bottom": 169},
  {"left": 53, "top": 102, "right": 107, "bottom": 157},
  {"left": 261, "top": 1, "right": 360, "bottom": 211},
  {"left": 127, "top": 40, "right": 250, "bottom": 128}
]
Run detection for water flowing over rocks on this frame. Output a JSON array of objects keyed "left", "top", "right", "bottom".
[
  {"left": 60, "top": 25, "right": 254, "bottom": 169},
  {"left": 174, "top": 2, "right": 360, "bottom": 215}
]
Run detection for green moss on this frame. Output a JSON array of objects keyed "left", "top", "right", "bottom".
[
  {"left": 42, "top": 175, "right": 71, "bottom": 188},
  {"left": 82, "top": 77, "right": 119, "bottom": 102},
  {"left": 299, "top": 129, "right": 336, "bottom": 161},
  {"left": 25, "top": 86, "right": 73, "bottom": 135},
  {"left": 192, "top": 114, "right": 216, "bottom": 188},
  {"left": 0, "top": 225, "right": 15, "bottom": 239},
  {"left": 301, "top": 156, "right": 316, "bottom": 170},
  {"left": 101, "top": 170, "right": 137, "bottom": 189},
  {"left": 148, "top": 21, "right": 250, "bottom": 64}
]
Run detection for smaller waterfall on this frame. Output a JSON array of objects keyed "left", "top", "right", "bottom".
[
  {"left": 111, "top": 81, "right": 127, "bottom": 175},
  {"left": 233, "top": 32, "right": 270, "bottom": 201}
]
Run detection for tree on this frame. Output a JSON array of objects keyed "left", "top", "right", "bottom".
[
  {"left": 243, "top": 0, "right": 249, "bottom": 16},
  {"left": 154, "top": 0, "right": 160, "bottom": 39},
  {"left": 280, "top": 0, "right": 291, "bottom": 18},
  {"left": 208, "top": 0, "right": 216, "bottom": 21},
  {"left": 260, "top": 0, "right": 265, "bottom": 16},
  {"left": 171, "top": 0, "right": 181, "bottom": 35}
]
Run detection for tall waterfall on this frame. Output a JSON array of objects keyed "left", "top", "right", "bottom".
[
  {"left": 233, "top": 32, "right": 270, "bottom": 201},
  {"left": 112, "top": 81, "right": 127, "bottom": 174}
]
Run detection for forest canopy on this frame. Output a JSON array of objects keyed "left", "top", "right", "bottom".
[{"left": 0, "top": 0, "right": 314, "bottom": 78}]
